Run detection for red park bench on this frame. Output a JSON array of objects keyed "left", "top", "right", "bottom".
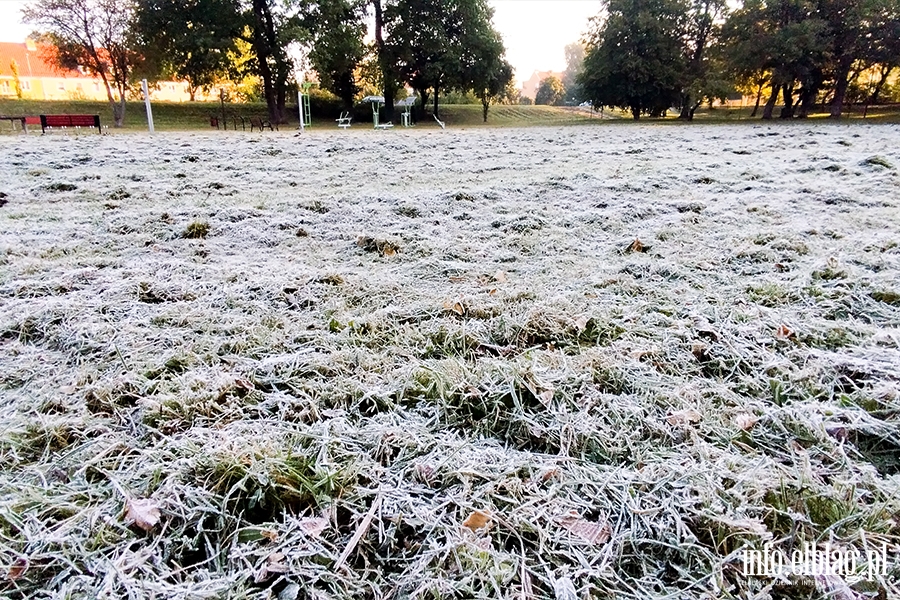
[
  {"left": 40, "top": 114, "right": 102, "bottom": 134},
  {"left": 0, "top": 115, "right": 41, "bottom": 133}
]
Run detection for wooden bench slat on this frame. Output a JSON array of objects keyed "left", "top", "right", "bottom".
[{"left": 40, "top": 114, "right": 102, "bottom": 134}]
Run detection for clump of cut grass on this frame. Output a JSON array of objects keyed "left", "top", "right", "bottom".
[
  {"left": 43, "top": 182, "right": 77, "bottom": 192},
  {"left": 861, "top": 155, "right": 894, "bottom": 169},
  {"left": 356, "top": 235, "right": 400, "bottom": 256},
  {"left": 182, "top": 220, "right": 210, "bottom": 238}
]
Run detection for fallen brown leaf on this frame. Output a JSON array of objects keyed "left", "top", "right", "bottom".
[
  {"left": 573, "top": 315, "right": 589, "bottom": 332},
  {"left": 462, "top": 510, "right": 491, "bottom": 532},
  {"left": 298, "top": 516, "right": 328, "bottom": 538},
  {"left": 733, "top": 413, "right": 758, "bottom": 431},
  {"left": 254, "top": 552, "right": 289, "bottom": 583},
  {"left": 666, "top": 408, "right": 702, "bottom": 426},
  {"left": 260, "top": 529, "right": 278, "bottom": 542},
  {"left": 443, "top": 299, "right": 465, "bottom": 316},
  {"left": 266, "top": 552, "right": 289, "bottom": 573},
  {"left": 557, "top": 513, "right": 610, "bottom": 545},
  {"left": 540, "top": 467, "right": 559, "bottom": 483},
  {"left": 124, "top": 497, "right": 160, "bottom": 532},
  {"left": 776, "top": 324, "right": 795, "bottom": 340},
  {"left": 539, "top": 389, "right": 554, "bottom": 407},
  {"left": 7, "top": 558, "right": 27, "bottom": 581}
]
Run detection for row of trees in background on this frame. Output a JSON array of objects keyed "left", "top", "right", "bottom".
[
  {"left": 575, "top": 0, "right": 900, "bottom": 119},
  {"left": 22, "top": 0, "right": 513, "bottom": 127}
]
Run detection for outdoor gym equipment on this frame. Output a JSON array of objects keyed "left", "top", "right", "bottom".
[
  {"left": 398, "top": 96, "right": 416, "bottom": 127},
  {"left": 298, "top": 81, "right": 312, "bottom": 131},
  {"left": 363, "top": 96, "right": 394, "bottom": 129}
]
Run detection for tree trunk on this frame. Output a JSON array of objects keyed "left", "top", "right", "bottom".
[
  {"left": 750, "top": 80, "right": 763, "bottom": 118},
  {"left": 797, "top": 76, "right": 820, "bottom": 119},
  {"left": 481, "top": 94, "right": 489, "bottom": 122},
  {"left": 112, "top": 98, "right": 125, "bottom": 128},
  {"left": 779, "top": 82, "right": 794, "bottom": 119},
  {"left": 678, "top": 92, "right": 692, "bottom": 120},
  {"left": 417, "top": 88, "right": 429, "bottom": 121},
  {"left": 276, "top": 80, "right": 287, "bottom": 124},
  {"left": 761, "top": 78, "right": 779, "bottom": 120},
  {"left": 870, "top": 66, "right": 893, "bottom": 104},
  {"left": 373, "top": 0, "right": 395, "bottom": 123},
  {"left": 830, "top": 62, "right": 852, "bottom": 120},
  {"left": 252, "top": 0, "right": 279, "bottom": 125},
  {"left": 631, "top": 105, "right": 640, "bottom": 120},
  {"left": 688, "top": 100, "right": 702, "bottom": 120},
  {"left": 99, "top": 71, "right": 124, "bottom": 128},
  {"left": 433, "top": 86, "right": 439, "bottom": 118}
]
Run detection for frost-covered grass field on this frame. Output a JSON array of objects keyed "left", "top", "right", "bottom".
[{"left": 1, "top": 124, "right": 899, "bottom": 599}]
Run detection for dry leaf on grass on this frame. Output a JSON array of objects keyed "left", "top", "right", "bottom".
[
  {"left": 540, "top": 467, "right": 559, "bottom": 483},
  {"left": 124, "top": 498, "right": 160, "bottom": 532},
  {"left": 666, "top": 408, "right": 702, "bottom": 426},
  {"left": 552, "top": 575, "right": 578, "bottom": 600},
  {"left": 776, "top": 324, "right": 795, "bottom": 340},
  {"left": 573, "top": 315, "right": 589, "bottom": 332},
  {"left": 7, "top": 558, "right": 27, "bottom": 581},
  {"left": 624, "top": 238, "right": 650, "bottom": 254},
  {"left": 255, "top": 552, "right": 289, "bottom": 583},
  {"left": 494, "top": 270, "right": 508, "bottom": 283},
  {"left": 733, "top": 413, "right": 758, "bottom": 431},
  {"left": 298, "top": 516, "right": 328, "bottom": 538},
  {"left": 443, "top": 299, "right": 465, "bottom": 316},
  {"left": 814, "top": 575, "right": 863, "bottom": 600},
  {"left": 462, "top": 510, "right": 491, "bottom": 532},
  {"left": 557, "top": 513, "right": 610, "bottom": 545},
  {"left": 539, "top": 389, "right": 554, "bottom": 407},
  {"left": 715, "top": 516, "right": 769, "bottom": 536},
  {"left": 260, "top": 529, "right": 278, "bottom": 542}
]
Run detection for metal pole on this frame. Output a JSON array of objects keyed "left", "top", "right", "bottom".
[
  {"left": 141, "top": 79, "right": 154, "bottom": 133},
  {"left": 298, "top": 91, "right": 305, "bottom": 133}
]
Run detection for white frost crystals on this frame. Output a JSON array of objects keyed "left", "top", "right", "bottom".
[{"left": 0, "top": 124, "right": 898, "bottom": 598}]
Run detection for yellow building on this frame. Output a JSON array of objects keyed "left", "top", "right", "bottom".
[{"left": 0, "top": 38, "right": 202, "bottom": 102}]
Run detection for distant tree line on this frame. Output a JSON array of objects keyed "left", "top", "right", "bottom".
[
  {"left": 22, "top": 0, "right": 514, "bottom": 127},
  {"left": 574, "top": 0, "right": 900, "bottom": 120}
]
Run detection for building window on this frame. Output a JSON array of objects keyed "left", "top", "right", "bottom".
[
  {"left": 22, "top": 80, "right": 30, "bottom": 90},
  {"left": 1, "top": 81, "right": 9, "bottom": 92},
  {"left": 57, "top": 82, "right": 65, "bottom": 91},
  {"left": 93, "top": 82, "right": 100, "bottom": 92}
]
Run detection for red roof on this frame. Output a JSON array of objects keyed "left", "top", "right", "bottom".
[{"left": 0, "top": 41, "right": 93, "bottom": 79}]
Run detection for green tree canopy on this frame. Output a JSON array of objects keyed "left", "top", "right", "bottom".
[
  {"left": 134, "top": 0, "right": 241, "bottom": 101},
  {"left": 579, "top": 0, "right": 689, "bottom": 119},
  {"left": 23, "top": 0, "right": 138, "bottom": 127},
  {"left": 305, "top": 0, "right": 367, "bottom": 109},
  {"left": 385, "top": 0, "right": 506, "bottom": 119},
  {"left": 535, "top": 75, "right": 565, "bottom": 105}
]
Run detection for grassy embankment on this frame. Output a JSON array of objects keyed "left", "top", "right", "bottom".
[
  {"left": 0, "top": 99, "right": 595, "bottom": 131},
  {"left": 3, "top": 98, "right": 898, "bottom": 132}
]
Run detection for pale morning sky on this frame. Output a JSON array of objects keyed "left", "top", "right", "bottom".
[{"left": 0, "top": 0, "right": 602, "bottom": 86}]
